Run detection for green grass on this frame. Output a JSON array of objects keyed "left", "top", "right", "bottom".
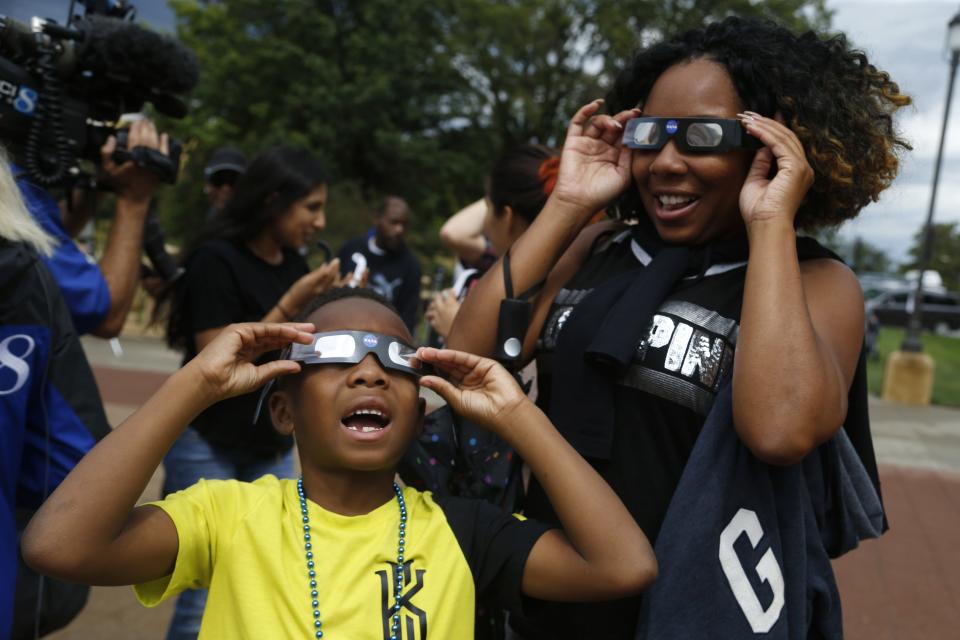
[{"left": 866, "top": 327, "right": 960, "bottom": 407}]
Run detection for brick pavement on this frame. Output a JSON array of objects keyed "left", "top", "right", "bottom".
[
  {"left": 37, "top": 337, "right": 960, "bottom": 639},
  {"left": 833, "top": 465, "right": 960, "bottom": 640}
]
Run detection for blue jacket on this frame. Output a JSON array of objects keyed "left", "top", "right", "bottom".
[
  {"left": 13, "top": 166, "right": 111, "bottom": 335},
  {"left": 0, "top": 240, "right": 109, "bottom": 638},
  {"left": 635, "top": 376, "right": 884, "bottom": 639}
]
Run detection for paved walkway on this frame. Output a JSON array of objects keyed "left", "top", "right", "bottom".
[
  {"left": 833, "top": 397, "right": 960, "bottom": 640},
  {"left": 40, "top": 335, "right": 960, "bottom": 639}
]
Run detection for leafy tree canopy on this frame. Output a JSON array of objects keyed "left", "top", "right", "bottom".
[
  {"left": 905, "top": 222, "right": 960, "bottom": 292},
  {"left": 159, "top": 0, "right": 831, "bottom": 260}
]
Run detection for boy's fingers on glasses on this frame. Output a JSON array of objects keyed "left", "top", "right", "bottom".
[
  {"left": 420, "top": 375, "right": 457, "bottom": 398},
  {"left": 415, "top": 346, "right": 436, "bottom": 360},
  {"left": 447, "top": 362, "right": 477, "bottom": 381},
  {"left": 257, "top": 360, "right": 302, "bottom": 382},
  {"left": 421, "top": 357, "right": 470, "bottom": 381},
  {"left": 256, "top": 322, "right": 315, "bottom": 338}
]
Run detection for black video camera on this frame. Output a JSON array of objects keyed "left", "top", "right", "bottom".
[
  {"left": 0, "top": 0, "right": 198, "bottom": 187},
  {"left": 0, "top": 1, "right": 199, "bottom": 284}
]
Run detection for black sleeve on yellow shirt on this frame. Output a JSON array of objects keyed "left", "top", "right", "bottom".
[{"left": 433, "top": 495, "right": 551, "bottom": 612}]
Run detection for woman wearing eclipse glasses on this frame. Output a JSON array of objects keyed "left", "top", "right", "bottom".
[{"left": 447, "top": 16, "right": 910, "bottom": 639}]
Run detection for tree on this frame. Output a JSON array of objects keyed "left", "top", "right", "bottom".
[
  {"left": 162, "top": 0, "right": 477, "bottom": 253},
  {"left": 904, "top": 222, "right": 960, "bottom": 291},
  {"left": 812, "top": 230, "right": 893, "bottom": 274},
  {"left": 848, "top": 236, "right": 892, "bottom": 274},
  {"left": 159, "top": 0, "right": 832, "bottom": 255},
  {"left": 440, "top": 0, "right": 831, "bottom": 148}
]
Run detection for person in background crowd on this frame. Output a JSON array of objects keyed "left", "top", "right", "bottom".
[
  {"left": 338, "top": 196, "right": 422, "bottom": 331},
  {"left": 143, "top": 146, "right": 250, "bottom": 300},
  {"left": 13, "top": 117, "right": 171, "bottom": 337},
  {"left": 427, "top": 145, "right": 560, "bottom": 340},
  {"left": 202, "top": 147, "right": 247, "bottom": 219},
  {"left": 448, "top": 16, "right": 909, "bottom": 638},
  {"left": 161, "top": 145, "right": 342, "bottom": 640},
  {"left": 0, "top": 149, "right": 110, "bottom": 638},
  {"left": 439, "top": 198, "right": 498, "bottom": 278},
  {"left": 411, "top": 145, "right": 558, "bottom": 640}
]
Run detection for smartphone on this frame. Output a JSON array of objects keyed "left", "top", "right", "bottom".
[{"left": 349, "top": 252, "right": 367, "bottom": 288}]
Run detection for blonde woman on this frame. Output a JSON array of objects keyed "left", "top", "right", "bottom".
[{"left": 1, "top": 149, "right": 110, "bottom": 637}]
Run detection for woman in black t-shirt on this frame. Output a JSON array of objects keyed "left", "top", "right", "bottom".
[
  {"left": 447, "top": 17, "right": 911, "bottom": 638},
  {"left": 161, "top": 146, "right": 343, "bottom": 639}
]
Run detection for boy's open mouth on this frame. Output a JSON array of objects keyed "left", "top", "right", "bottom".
[{"left": 340, "top": 400, "right": 392, "bottom": 435}]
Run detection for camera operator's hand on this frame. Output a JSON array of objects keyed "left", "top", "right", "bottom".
[
  {"left": 89, "top": 117, "right": 170, "bottom": 338},
  {"left": 100, "top": 118, "right": 170, "bottom": 204}
]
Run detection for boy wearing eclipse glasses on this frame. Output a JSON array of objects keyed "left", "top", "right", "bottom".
[{"left": 23, "top": 287, "right": 656, "bottom": 639}]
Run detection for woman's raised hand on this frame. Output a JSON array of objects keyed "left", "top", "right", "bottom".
[
  {"left": 417, "top": 347, "right": 528, "bottom": 435},
  {"left": 738, "top": 112, "right": 815, "bottom": 228},
  {"left": 550, "top": 100, "right": 640, "bottom": 216},
  {"left": 187, "top": 322, "right": 315, "bottom": 404},
  {"left": 282, "top": 258, "right": 342, "bottom": 316},
  {"left": 425, "top": 288, "right": 460, "bottom": 339}
]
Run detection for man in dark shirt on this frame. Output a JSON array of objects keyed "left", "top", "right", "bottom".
[
  {"left": 202, "top": 147, "right": 246, "bottom": 219},
  {"left": 337, "top": 196, "right": 422, "bottom": 331}
]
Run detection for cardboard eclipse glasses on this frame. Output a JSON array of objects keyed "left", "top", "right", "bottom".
[
  {"left": 252, "top": 331, "right": 421, "bottom": 423},
  {"left": 622, "top": 117, "right": 762, "bottom": 153}
]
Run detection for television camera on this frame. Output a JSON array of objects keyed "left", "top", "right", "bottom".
[{"left": 0, "top": 0, "right": 199, "bottom": 282}]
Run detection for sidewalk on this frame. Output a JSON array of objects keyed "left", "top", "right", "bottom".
[
  {"left": 42, "top": 335, "right": 960, "bottom": 639},
  {"left": 832, "top": 396, "right": 960, "bottom": 639}
]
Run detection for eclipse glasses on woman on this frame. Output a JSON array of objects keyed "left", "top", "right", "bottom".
[{"left": 622, "top": 117, "right": 762, "bottom": 153}]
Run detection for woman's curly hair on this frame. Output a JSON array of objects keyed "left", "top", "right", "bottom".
[{"left": 609, "top": 16, "right": 912, "bottom": 231}]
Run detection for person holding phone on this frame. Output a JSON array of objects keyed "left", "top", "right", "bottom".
[{"left": 337, "top": 196, "right": 422, "bottom": 331}]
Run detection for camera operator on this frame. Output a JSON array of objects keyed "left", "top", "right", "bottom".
[{"left": 13, "top": 117, "right": 171, "bottom": 338}]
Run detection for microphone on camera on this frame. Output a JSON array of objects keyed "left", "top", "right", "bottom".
[
  {"left": 0, "top": 14, "right": 199, "bottom": 117},
  {"left": 76, "top": 16, "right": 199, "bottom": 115}
]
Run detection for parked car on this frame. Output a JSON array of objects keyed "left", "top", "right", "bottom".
[
  {"left": 857, "top": 272, "right": 908, "bottom": 300},
  {"left": 865, "top": 288, "right": 960, "bottom": 334},
  {"left": 903, "top": 269, "right": 947, "bottom": 294}
]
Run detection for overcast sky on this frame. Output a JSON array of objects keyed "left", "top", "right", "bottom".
[
  {"left": 5, "top": 0, "right": 960, "bottom": 264},
  {"left": 830, "top": 0, "right": 960, "bottom": 263}
]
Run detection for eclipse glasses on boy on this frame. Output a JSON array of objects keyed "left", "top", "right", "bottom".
[
  {"left": 622, "top": 117, "right": 762, "bottom": 153},
  {"left": 252, "top": 331, "right": 421, "bottom": 422}
]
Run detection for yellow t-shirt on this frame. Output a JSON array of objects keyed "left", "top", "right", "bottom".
[{"left": 135, "top": 475, "right": 547, "bottom": 639}]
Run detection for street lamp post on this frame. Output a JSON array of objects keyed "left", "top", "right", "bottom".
[{"left": 901, "top": 10, "right": 960, "bottom": 352}]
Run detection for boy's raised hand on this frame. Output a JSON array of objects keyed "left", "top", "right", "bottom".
[
  {"left": 417, "top": 347, "right": 527, "bottom": 433},
  {"left": 419, "top": 345, "right": 657, "bottom": 602},
  {"left": 187, "top": 322, "right": 315, "bottom": 404},
  {"left": 23, "top": 322, "right": 316, "bottom": 587}
]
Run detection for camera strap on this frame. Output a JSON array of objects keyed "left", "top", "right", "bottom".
[{"left": 494, "top": 250, "right": 545, "bottom": 367}]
